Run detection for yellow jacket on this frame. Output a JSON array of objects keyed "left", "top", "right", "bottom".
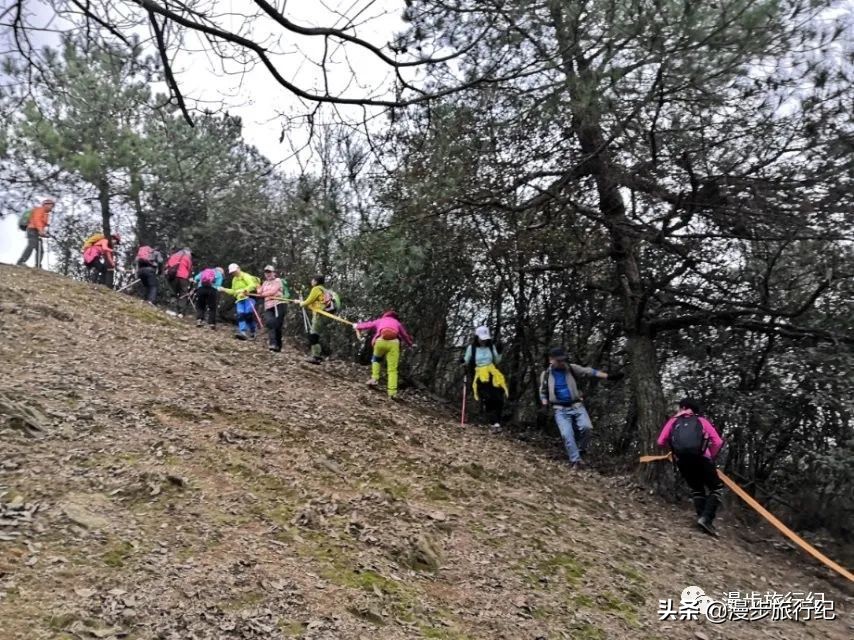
[
  {"left": 301, "top": 285, "right": 325, "bottom": 312},
  {"left": 473, "top": 363, "right": 509, "bottom": 400}
]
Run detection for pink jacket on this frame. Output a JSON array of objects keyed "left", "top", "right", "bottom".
[
  {"left": 256, "top": 278, "right": 283, "bottom": 311},
  {"left": 657, "top": 410, "right": 724, "bottom": 460},
  {"left": 355, "top": 312, "right": 414, "bottom": 347}
]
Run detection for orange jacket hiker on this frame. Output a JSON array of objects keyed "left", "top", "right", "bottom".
[{"left": 27, "top": 205, "right": 51, "bottom": 235}]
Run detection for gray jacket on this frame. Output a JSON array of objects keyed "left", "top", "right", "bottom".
[{"left": 539, "top": 364, "right": 599, "bottom": 405}]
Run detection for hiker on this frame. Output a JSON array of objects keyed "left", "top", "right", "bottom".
[
  {"left": 255, "top": 265, "right": 291, "bottom": 352},
  {"left": 16, "top": 198, "right": 54, "bottom": 269},
  {"left": 354, "top": 310, "right": 414, "bottom": 399},
  {"left": 134, "top": 245, "right": 163, "bottom": 305},
  {"left": 657, "top": 398, "right": 725, "bottom": 536},
  {"left": 539, "top": 346, "right": 622, "bottom": 469},
  {"left": 462, "top": 326, "right": 508, "bottom": 428},
  {"left": 83, "top": 233, "right": 120, "bottom": 285},
  {"left": 299, "top": 275, "right": 332, "bottom": 364},
  {"left": 193, "top": 266, "right": 223, "bottom": 329},
  {"left": 164, "top": 248, "right": 193, "bottom": 317},
  {"left": 218, "top": 263, "right": 260, "bottom": 340}
]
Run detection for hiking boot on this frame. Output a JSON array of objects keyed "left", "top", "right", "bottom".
[
  {"left": 249, "top": 332, "right": 257, "bottom": 341},
  {"left": 692, "top": 494, "right": 707, "bottom": 517},
  {"left": 697, "top": 516, "right": 719, "bottom": 537},
  {"left": 305, "top": 355, "right": 322, "bottom": 365},
  {"left": 234, "top": 331, "right": 249, "bottom": 341},
  {"left": 209, "top": 324, "right": 216, "bottom": 330},
  {"left": 196, "top": 319, "right": 204, "bottom": 327},
  {"left": 366, "top": 378, "right": 379, "bottom": 388},
  {"left": 697, "top": 493, "right": 720, "bottom": 536},
  {"left": 569, "top": 460, "right": 586, "bottom": 472}
]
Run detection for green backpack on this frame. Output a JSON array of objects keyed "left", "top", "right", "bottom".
[
  {"left": 18, "top": 209, "right": 32, "bottom": 231},
  {"left": 278, "top": 278, "right": 292, "bottom": 300}
]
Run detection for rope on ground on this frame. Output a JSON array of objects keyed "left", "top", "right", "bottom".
[{"left": 640, "top": 454, "right": 854, "bottom": 583}]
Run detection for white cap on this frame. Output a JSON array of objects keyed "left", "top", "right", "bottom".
[
  {"left": 228, "top": 263, "right": 239, "bottom": 274},
  {"left": 263, "top": 264, "right": 275, "bottom": 272},
  {"left": 475, "top": 326, "right": 491, "bottom": 341}
]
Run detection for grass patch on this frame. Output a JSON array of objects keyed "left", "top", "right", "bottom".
[
  {"left": 418, "top": 624, "right": 471, "bottom": 639},
  {"left": 120, "top": 305, "right": 172, "bottom": 326},
  {"left": 278, "top": 620, "right": 307, "bottom": 636},
  {"left": 367, "top": 472, "right": 410, "bottom": 501},
  {"left": 572, "top": 593, "right": 594, "bottom": 608},
  {"left": 596, "top": 592, "right": 639, "bottom": 626},
  {"left": 614, "top": 564, "right": 645, "bottom": 584},
  {"left": 221, "top": 590, "right": 266, "bottom": 612},
  {"left": 568, "top": 623, "right": 606, "bottom": 640},
  {"left": 537, "top": 551, "right": 586, "bottom": 584},
  {"left": 102, "top": 540, "right": 134, "bottom": 568},
  {"left": 158, "top": 404, "right": 199, "bottom": 421}
]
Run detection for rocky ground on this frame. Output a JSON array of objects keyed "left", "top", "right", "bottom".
[{"left": 0, "top": 264, "right": 851, "bottom": 640}]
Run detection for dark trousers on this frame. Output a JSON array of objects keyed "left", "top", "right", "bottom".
[
  {"left": 264, "top": 303, "right": 286, "bottom": 350},
  {"left": 195, "top": 286, "right": 218, "bottom": 325},
  {"left": 677, "top": 454, "right": 723, "bottom": 518},
  {"left": 167, "top": 276, "right": 190, "bottom": 314},
  {"left": 137, "top": 267, "right": 158, "bottom": 303},
  {"left": 86, "top": 258, "right": 108, "bottom": 285},
  {"left": 476, "top": 379, "right": 504, "bottom": 424},
  {"left": 17, "top": 229, "right": 43, "bottom": 268}
]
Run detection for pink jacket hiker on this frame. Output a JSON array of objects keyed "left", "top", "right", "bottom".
[
  {"left": 657, "top": 409, "right": 724, "bottom": 460},
  {"left": 355, "top": 312, "right": 414, "bottom": 347},
  {"left": 256, "top": 278, "right": 283, "bottom": 311}
]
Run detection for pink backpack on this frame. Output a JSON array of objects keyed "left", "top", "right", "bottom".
[
  {"left": 199, "top": 268, "right": 216, "bottom": 286},
  {"left": 82, "top": 244, "right": 101, "bottom": 265}
]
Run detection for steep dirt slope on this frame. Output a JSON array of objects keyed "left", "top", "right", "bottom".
[{"left": 0, "top": 264, "right": 851, "bottom": 640}]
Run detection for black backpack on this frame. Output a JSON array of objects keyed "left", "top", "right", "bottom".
[{"left": 669, "top": 415, "right": 707, "bottom": 457}]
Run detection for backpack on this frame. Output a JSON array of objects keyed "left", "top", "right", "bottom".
[
  {"left": 82, "top": 244, "right": 102, "bottom": 266},
  {"left": 380, "top": 327, "right": 399, "bottom": 341},
  {"left": 18, "top": 209, "right": 32, "bottom": 231},
  {"left": 278, "top": 278, "right": 291, "bottom": 300},
  {"left": 322, "top": 289, "right": 341, "bottom": 313},
  {"left": 199, "top": 268, "right": 216, "bottom": 286},
  {"left": 669, "top": 415, "right": 707, "bottom": 458},
  {"left": 82, "top": 233, "right": 105, "bottom": 251},
  {"left": 136, "top": 245, "right": 154, "bottom": 265},
  {"left": 165, "top": 252, "right": 184, "bottom": 279}
]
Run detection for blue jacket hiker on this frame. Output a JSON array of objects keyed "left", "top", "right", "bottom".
[
  {"left": 193, "top": 267, "right": 223, "bottom": 329},
  {"left": 218, "top": 263, "right": 260, "bottom": 340},
  {"left": 539, "top": 346, "right": 621, "bottom": 469}
]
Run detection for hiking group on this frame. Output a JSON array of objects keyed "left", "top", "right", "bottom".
[{"left": 14, "top": 199, "right": 727, "bottom": 537}]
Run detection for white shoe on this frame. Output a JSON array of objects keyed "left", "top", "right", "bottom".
[{"left": 366, "top": 378, "right": 379, "bottom": 387}]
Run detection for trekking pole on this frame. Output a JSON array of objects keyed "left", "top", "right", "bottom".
[
  {"left": 461, "top": 373, "right": 468, "bottom": 426},
  {"left": 250, "top": 299, "right": 265, "bottom": 328},
  {"left": 116, "top": 278, "right": 141, "bottom": 293}
]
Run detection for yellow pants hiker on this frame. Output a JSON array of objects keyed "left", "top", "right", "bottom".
[{"left": 371, "top": 338, "right": 400, "bottom": 397}]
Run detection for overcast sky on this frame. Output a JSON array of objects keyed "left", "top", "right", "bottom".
[{"left": 1, "top": 0, "right": 406, "bottom": 263}]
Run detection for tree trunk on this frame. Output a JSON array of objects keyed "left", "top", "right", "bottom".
[
  {"left": 98, "top": 178, "right": 114, "bottom": 288},
  {"left": 550, "top": 1, "right": 667, "bottom": 479}
]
